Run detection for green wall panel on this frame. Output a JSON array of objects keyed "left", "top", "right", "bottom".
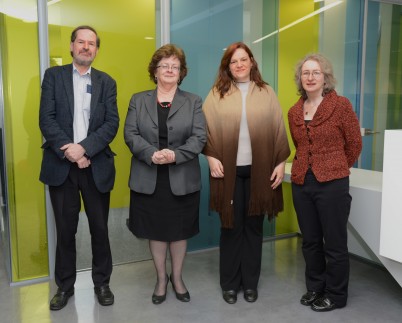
[
  {"left": 276, "top": 0, "right": 319, "bottom": 235},
  {"left": 1, "top": 9, "right": 48, "bottom": 281}
]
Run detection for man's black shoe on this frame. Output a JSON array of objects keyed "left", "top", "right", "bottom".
[
  {"left": 49, "top": 288, "right": 74, "bottom": 311},
  {"left": 244, "top": 289, "right": 258, "bottom": 302},
  {"left": 222, "top": 290, "right": 237, "bottom": 304},
  {"left": 311, "top": 296, "right": 340, "bottom": 312},
  {"left": 94, "top": 285, "right": 114, "bottom": 306},
  {"left": 300, "top": 291, "right": 323, "bottom": 306}
]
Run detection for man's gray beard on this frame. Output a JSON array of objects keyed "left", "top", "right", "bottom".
[{"left": 75, "top": 58, "right": 93, "bottom": 66}]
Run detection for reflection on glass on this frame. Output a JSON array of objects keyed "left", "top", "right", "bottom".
[
  {"left": 361, "top": 1, "right": 402, "bottom": 171},
  {"left": 1, "top": 0, "right": 48, "bottom": 281}
]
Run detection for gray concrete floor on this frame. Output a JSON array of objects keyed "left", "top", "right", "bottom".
[{"left": 1, "top": 236, "right": 402, "bottom": 323}]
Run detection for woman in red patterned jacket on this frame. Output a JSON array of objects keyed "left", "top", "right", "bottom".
[{"left": 288, "top": 53, "right": 362, "bottom": 312}]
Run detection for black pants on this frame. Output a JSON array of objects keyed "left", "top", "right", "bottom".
[
  {"left": 49, "top": 164, "right": 113, "bottom": 291},
  {"left": 292, "top": 170, "right": 351, "bottom": 307},
  {"left": 220, "top": 165, "right": 264, "bottom": 291}
]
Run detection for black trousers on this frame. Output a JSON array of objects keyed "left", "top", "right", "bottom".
[
  {"left": 220, "top": 165, "right": 264, "bottom": 291},
  {"left": 49, "top": 164, "right": 113, "bottom": 291},
  {"left": 292, "top": 170, "right": 351, "bottom": 307}
]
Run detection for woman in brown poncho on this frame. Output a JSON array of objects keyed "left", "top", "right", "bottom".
[{"left": 203, "top": 42, "right": 290, "bottom": 304}]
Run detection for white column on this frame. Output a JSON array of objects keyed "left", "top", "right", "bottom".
[
  {"left": 160, "top": 0, "right": 170, "bottom": 45},
  {"left": 380, "top": 130, "right": 402, "bottom": 263}
]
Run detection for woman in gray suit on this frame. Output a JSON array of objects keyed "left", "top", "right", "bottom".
[{"left": 124, "top": 44, "right": 206, "bottom": 304}]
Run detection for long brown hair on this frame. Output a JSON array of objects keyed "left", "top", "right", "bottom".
[{"left": 213, "top": 42, "right": 268, "bottom": 98}]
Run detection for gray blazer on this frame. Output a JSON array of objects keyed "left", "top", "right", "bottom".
[
  {"left": 39, "top": 64, "right": 119, "bottom": 193},
  {"left": 124, "top": 88, "right": 206, "bottom": 196}
]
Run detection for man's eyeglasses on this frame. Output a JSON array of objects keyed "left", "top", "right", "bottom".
[
  {"left": 157, "top": 64, "right": 180, "bottom": 72},
  {"left": 301, "top": 70, "right": 322, "bottom": 79}
]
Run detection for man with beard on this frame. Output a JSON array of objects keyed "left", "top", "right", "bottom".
[{"left": 39, "top": 25, "right": 119, "bottom": 310}]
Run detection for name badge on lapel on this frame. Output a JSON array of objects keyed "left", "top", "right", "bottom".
[{"left": 86, "top": 84, "right": 92, "bottom": 94}]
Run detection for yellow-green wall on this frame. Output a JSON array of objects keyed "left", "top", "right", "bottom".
[
  {"left": 276, "top": 0, "right": 319, "bottom": 235},
  {"left": 1, "top": 12, "right": 47, "bottom": 281}
]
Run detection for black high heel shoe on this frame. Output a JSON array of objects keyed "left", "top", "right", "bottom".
[
  {"left": 152, "top": 275, "right": 169, "bottom": 305},
  {"left": 169, "top": 274, "right": 190, "bottom": 302}
]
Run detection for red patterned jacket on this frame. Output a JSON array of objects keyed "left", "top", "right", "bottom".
[{"left": 288, "top": 90, "right": 362, "bottom": 185}]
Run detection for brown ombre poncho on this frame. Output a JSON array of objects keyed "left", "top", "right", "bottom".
[{"left": 203, "top": 82, "right": 290, "bottom": 228}]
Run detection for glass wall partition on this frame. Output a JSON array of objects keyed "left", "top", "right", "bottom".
[
  {"left": 0, "top": 0, "right": 47, "bottom": 282},
  {"left": 360, "top": 0, "right": 402, "bottom": 171},
  {"left": 0, "top": 4, "right": 11, "bottom": 281}
]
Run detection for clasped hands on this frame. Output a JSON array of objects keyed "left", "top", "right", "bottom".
[
  {"left": 151, "top": 149, "right": 175, "bottom": 165},
  {"left": 61, "top": 143, "right": 91, "bottom": 169}
]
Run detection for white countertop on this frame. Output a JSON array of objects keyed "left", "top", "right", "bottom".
[{"left": 284, "top": 163, "right": 382, "bottom": 192}]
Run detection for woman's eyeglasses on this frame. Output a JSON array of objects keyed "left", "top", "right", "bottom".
[
  {"left": 301, "top": 70, "right": 322, "bottom": 79},
  {"left": 157, "top": 64, "right": 180, "bottom": 72}
]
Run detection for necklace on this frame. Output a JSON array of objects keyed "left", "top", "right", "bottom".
[
  {"left": 303, "top": 101, "right": 321, "bottom": 115},
  {"left": 304, "top": 108, "right": 314, "bottom": 115},
  {"left": 158, "top": 100, "right": 171, "bottom": 108},
  {"left": 157, "top": 86, "right": 176, "bottom": 102}
]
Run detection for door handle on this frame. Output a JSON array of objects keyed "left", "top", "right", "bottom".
[{"left": 360, "top": 128, "right": 380, "bottom": 136}]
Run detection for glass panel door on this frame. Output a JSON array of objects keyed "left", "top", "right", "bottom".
[
  {"left": 0, "top": 53, "right": 11, "bottom": 280},
  {"left": 361, "top": 0, "right": 402, "bottom": 171}
]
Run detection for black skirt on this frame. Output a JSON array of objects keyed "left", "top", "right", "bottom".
[{"left": 128, "top": 164, "right": 200, "bottom": 241}]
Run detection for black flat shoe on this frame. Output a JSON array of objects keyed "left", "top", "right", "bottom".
[
  {"left": 152, "top": 275, "right": 169, "bottom": 305},
  {"left": 300, "top": 291, "right": 323, "bottom": 306},
  {"left": 222, "top": 290, "right": 237, "bottom": 304},
  {"left": 170, "top": 275, "right": 190, "bottom": 302},
  {"left": 311, "top": 296, "right": 339, "bottom": 312},
  {"left": 243, "top": 289, "right": 258, "bottom": 302},
  {"left": 49, "top": 288, "right": 74, "bottom": 310},
  {"left": 94, "top": 285, "right": 114, "bottom": 306}
]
